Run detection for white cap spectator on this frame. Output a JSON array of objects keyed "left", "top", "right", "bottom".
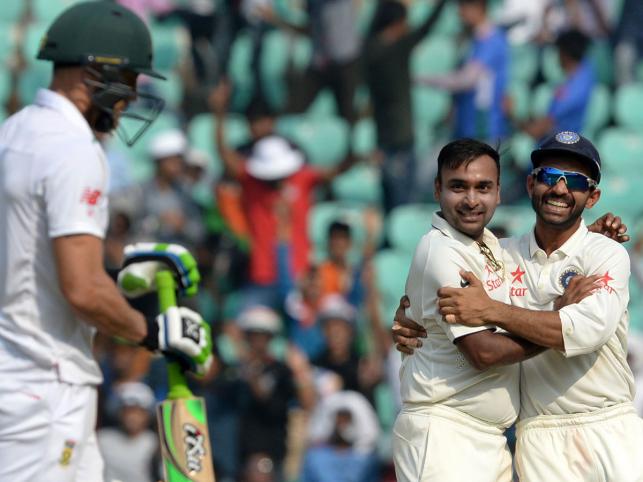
[
  {"left": 148, "top": 128, "right": 188, "bottom": 160},
  {"left": 115, "top": 382, "right": 156, "bottom": 412},
  {"left": 246, "top": 136, "right": 304, "bottom": 181},
  {"left": 317, "top": 294, "right": 356, "bottom": 325},
  {"left": 307, "top": 390, "right": 380, "bottom": 453},
  {"left": 185, "top": 148, "right": 210, "bottom": 169},
  {"left": 238, "top": 305, "right": 282, "bottom": 334}
]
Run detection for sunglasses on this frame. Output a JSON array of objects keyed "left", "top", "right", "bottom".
[{"left": 531, "top": 167, "right": 597, "bottom": 191}]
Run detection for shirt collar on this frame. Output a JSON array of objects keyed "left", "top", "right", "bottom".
[
  {"left": 35, "top": 89, "right": 95, "bottom": 141},
  {"left": 431, "top": 212, "right": 500, "bottom": 250},
  {"left": 528, "top": 220, "right": 588, "bottom": 259}
]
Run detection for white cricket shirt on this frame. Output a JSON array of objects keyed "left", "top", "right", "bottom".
[
  {"left": 501, "top": 221, "right": 634, "bottom": 419},
  {"left": 0, "top": 89, "right": 109, "bottom": 385},
  {"left": 401, "top": 213, "right": 520, "bottom": 427}
]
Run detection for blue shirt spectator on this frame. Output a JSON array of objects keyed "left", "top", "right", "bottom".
[
  {"left": 549, "top": 60, "right": 596, "bottom": 133},
  {"left": 454, "top": 26, "right": 509, "bottom": 140},
  {"left": 301, "top": 446, "right": 380, "bottom": 482}
]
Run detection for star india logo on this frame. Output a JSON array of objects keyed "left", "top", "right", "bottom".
[
  {"left": 555, "top": 131, "right": 580, "bottom": 144},
  {"left": 510, "top": 266, "right": 527, "bottom": 297}
]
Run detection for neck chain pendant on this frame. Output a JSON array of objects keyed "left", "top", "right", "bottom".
[{"left": 477, "top": 240, "right": 504, "bottom": 274}]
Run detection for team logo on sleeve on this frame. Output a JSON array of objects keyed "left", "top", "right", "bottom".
[
  {"left": 558, "top": 266, "right": 583, "bottom": 289},
  {"left": 58, "top": 440, "right": 76, "bottom": 467},
  {"left": 80, "top": 188, "right": 102, "bottom": 206},
  {"left": 598, "top": 271, "right": 615, "bottom": 294}
]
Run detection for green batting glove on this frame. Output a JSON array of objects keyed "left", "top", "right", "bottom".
[{"left": 117, "top": 242, "right": 201, "bottom": 298}]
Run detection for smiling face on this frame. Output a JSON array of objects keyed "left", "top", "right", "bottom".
[
  {"left": 434, "top": 154, "right": 500, "bottom": 241},
  {"left": 527, "top": 156, "right": 601, "bottom": 230}
]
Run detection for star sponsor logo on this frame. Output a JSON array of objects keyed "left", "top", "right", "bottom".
[
  {"left": 597, "top": 271, "right": 615, "bottom": 294},
  {"left": 509, "top": 265, "right": 528, "bottom": 297},
  {"left": 80, "top": 188, "right": 102, "bottom": 206},
  {"left": 484, "top": 264, "right": 504, "bottom": 292},
  {"left": 558, "top": 266, "right": 583, "bottom": 289}
]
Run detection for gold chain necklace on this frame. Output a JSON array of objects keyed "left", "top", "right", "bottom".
[{"left": 476, "top": 240, "right": 504, "bottom": 274}]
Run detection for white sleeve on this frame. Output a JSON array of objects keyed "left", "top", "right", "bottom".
[
  {"left": 43, "top": 142, "right": 109, "bottom": 239},
  {"left": 558, "top": 244, "right": 630, "bottom": 358},
  {"left": 424, "top": 244, "right": 495, "bottom": 343}
]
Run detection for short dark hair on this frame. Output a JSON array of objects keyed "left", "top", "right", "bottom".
[
  {"left": 245, "top": 95, "right": 275, "bottom": 122},
  {"left": 436, "top": 138, "right": 500, "bottom": 183},
  {"left": 328, "top": 220, "right": 352, "bottom": 238},
  {"left": 457, "top": 0, "right": 488, "bottom": 8},
  {"left": 556, "top": 29, "right": 590, "bottom": 62},
  {"left": 369, "top": 0, "right": 407, "bottom": 37}
]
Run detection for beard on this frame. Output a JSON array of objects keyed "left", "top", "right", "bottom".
[{"left": 532, "top": 191, "right": 585, "bottom": 230}]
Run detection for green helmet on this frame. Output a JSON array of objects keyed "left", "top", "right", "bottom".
[{"left": 37, "top": 0, "right": 164, "bottom": 79}]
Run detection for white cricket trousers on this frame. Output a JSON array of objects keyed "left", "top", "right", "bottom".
[
  {"left": 0, "top": 380, "right": 104, "bottom": 482},
  {"left": 516, "top": 402, "right": 643, "bottom": 482},
  {"left": 392, "top": 404, "right": 512, "bottom": 482}
]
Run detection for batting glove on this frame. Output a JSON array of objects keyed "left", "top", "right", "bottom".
[
  {"left": 141, "top": 306, "right": 213, "bottom": 376},
  {"left": 118, "top": 242, "right": 201, "bottom": 298}
]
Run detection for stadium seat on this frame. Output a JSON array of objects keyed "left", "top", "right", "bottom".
[
  {"left": 227, "top": 33, "right": 255, "bottom": 111},
  {"left": 412, "top": 87, "right": 451, "bottom": 129},
  {"left": 23, "top": 22, "right": 50, "bottom": 64},
  {"left": 541, "top": 46, "right": 564, "bottom": 85},
  {"left": 530, "top": 83, "right": 553, "bottom": 118},
  {"left": 276, "top": 114, "right": 349, "bottom": 167},
  {"left": 411, "top": 36, "right": 458, "bottom": 77},
  {"left": 32, "top": 0, "right": 84, "bottom": 23},
  {"left": 373, "top": 249, "right": 413, "bottom": 326},
  {"left": 149, "top": 22, "right": 190, "bottom": 72},
  {"left": 596, "top": 172, "right": 643, "bottom": 226},
  {"left": 331, "top": 164, "right": 382, "bottom": 206},
  {"left": 306, "top": 89, "right": 338, "bottom": 118},
  {"left": 0, "top": 2, "right": 25, "bottom": 23},
  {"left": 187, "top": 113, "right": 250, "bottom": 177},
  {"left": 597, "top": 127, "right": 643, "bottom": 174},
  {"left": 584, "top": 84, "right": 611, "bottom": 138},
  {"left": 614, "top": 83, "right": 643, "bottom": 131},
  {"left": 352, "top": 117, "right": 377, "bottom": 155},
  {"left": 143, "top": 71, "right": 183, "bottom": 112},
  {"left": 0, "top": 23, "right": 18, "bottom": 65},
  {"left": 17, "top": 63, "right": 51, "bottom": 105},
  {"left": 509, "top": 132, "right": 536, "bottom": 170},
  {"left": 408, "top": 1, "right": 461, "bottom": 36},
  {"left": 489, "top": 204, "right": 536, "bottom": 238},
  {"left": 259, "top": 30, "right": 291, "bottom": 110},
  {"left": 386, "top": 203, "right": 437, "bottom": 253},
  {"left": 509, "top": 43, "right": 539, "bottom": 85},
  {"left": 308, "top": 201, "right": 375, "bottom": 262},
  {"left": 507, "top": 81, "right": 531, "bottom": 123},
  {"left": 0, "top": 69, "right": 12, "bottom": 108}
]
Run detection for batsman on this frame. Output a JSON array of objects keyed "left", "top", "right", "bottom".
[{"left": 0, "top": 3, "right": 213, "bottom": 482}]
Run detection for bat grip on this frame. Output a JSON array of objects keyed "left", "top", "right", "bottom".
[{"left": 156, "top": 270, "right": 194, "bottom": 400}]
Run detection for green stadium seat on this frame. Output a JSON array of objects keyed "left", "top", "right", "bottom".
[
  {"left": 352, "top": 117, "right": 377, "bottom": 155},
  {"left": 588, "top": 40, "right": 613, "bottom": 85},
  {"left": 408, "top": 1, "right": 461, "bottom": 36},
  {"left": 0, "top": 23, "right": 18, "bottom": 65},
  {"left": 227, "top": 33, "right": 255, "bottom": 111},
  {"left": 308, "top": 201, "right": 375, "bottom": 262},
  {"left": 149, "top": 23, "right": 189, "bottom": 72},
  {"left": 374, "top": 382, "right": 397, "bottom": 430},
  {"left": 356, "top": 0, "right": 377, "bottom": 34},
  {"left": 386, "top": 203, "right": 437, "bottom": 253},
  {"left": 306, "top": 89, "right": 338, "bottom": 118},
  {"left": 507, "top": 81, "right": 531, "bottom": 123},
  {"left": 541, "top": 46, "right": 564, "bottom": 85},
  {"left": 412, "top": 87, "right": 451, "bottom": 130},
  {"left": 32, "top": 0, "right": 83, "bottom": 23},
  {"left": 373, "top": 249, "right": 412, "bottom": 326},
  {"left": 17, "top": 63, "right": 51, "bottom": 105},
  {"left": 597, "top": 127, "right": 643, "bottom": 173},
  {"left": 509, "top": 132, "right": 536, "bottom": 170},
  {"left": 584, "top": 84, "right": 611, "bottom": 138},
  {"left": 531, "top": 83, "right": 553, "bottom": 118},
  {"left": 509, "top": 43, "right": 539, "bottom": 85},
  {"left": 276, "top": 114, "right": 349, "bottom": 167},
  {"left": 597, "top": 173, "right": 643, "bottom": 227},
  {"left": 0, "top": 2, "right": 25, "bottom": 23},
  {"left": 0, "top": 69, "right": 12, "bottom": 107},
  {"left": 331, "top": 164, "right": 382, "bottom": 206},
  {"left": 187, "top": 113, "right": 250, "bottom": 177},
  {"left": 145, "top": 70, "right": 183, "bottom": 111},
  {"left": 23, "top": 23, "right": 50, "bottom": 64},
  {"left": 259, "top": 30, "right": 291, "bottom": 110},
  {"left": 411, "top": 36, "right": 458, "bottom": 77},
  {"left": 614, "top": 83, "right": 643, "bottom": 131}
]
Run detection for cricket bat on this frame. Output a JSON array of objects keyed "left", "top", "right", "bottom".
[{"left": 155, "top": 270, "right": 216, "bottom": 482}]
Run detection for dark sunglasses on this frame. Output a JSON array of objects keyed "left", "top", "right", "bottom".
[{"left": 531, "top": 166, "right": 597, "bottom": 191}]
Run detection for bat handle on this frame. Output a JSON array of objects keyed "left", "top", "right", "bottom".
[{"left": 156, "top": 270, "right": 194, "bottom": 400}]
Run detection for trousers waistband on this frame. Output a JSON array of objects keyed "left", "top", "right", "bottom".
[
  {"left": 517, "top": 402, "right": 636, "bottom": 434},
  {"left": 401, "top": 403, "right": 508, "bottom": 435}
]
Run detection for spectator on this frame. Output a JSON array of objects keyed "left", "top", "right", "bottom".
[
  {"left": 515, "top": 29, "right": 594, "bottom": 140},
  {"left": 613, "top": 0, "right": 643, "bottom": 85},
  {"left": 258, "top": 0, "right": 362, "bottom": 123},
  {"left": 115, "top": 129, "right": 206, "bottom": 249},
  {"left": 312, "top": 295, "right": 382, "bottom": 402},
  {"left": 416, "top": 0, "right": 509, "bottom": 142},
  {"left": 302, "top": 390, "right": 380, "bottom": 482},
  {"left": 97, "top": 382, "right": 159, "bottom": 482},
  {"left": 495, "top": 0, "right": 552, "bottom": 45},
  {"left": 209, "top": 81, "right": 357, "bottom": 308},
  {"left": 364, "top": 0, "right": 447, "bottom": 211},
  {"left": 236, "top": 306, "right": 316, "bottom": 479},
  {"left": 550, "top": 0, "right": 613, "bottom": 40}
]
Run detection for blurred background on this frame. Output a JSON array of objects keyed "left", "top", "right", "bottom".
[{"left": 2, "top": 0, "right": 643, "bottom": 481}]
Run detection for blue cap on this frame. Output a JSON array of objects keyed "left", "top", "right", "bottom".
[{"left": 531, "top": 131, "right": 602, "bottom": 183}]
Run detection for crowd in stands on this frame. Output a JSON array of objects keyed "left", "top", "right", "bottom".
[{"left": 3, "top": 0, "right": 643, "bottom": 481}]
